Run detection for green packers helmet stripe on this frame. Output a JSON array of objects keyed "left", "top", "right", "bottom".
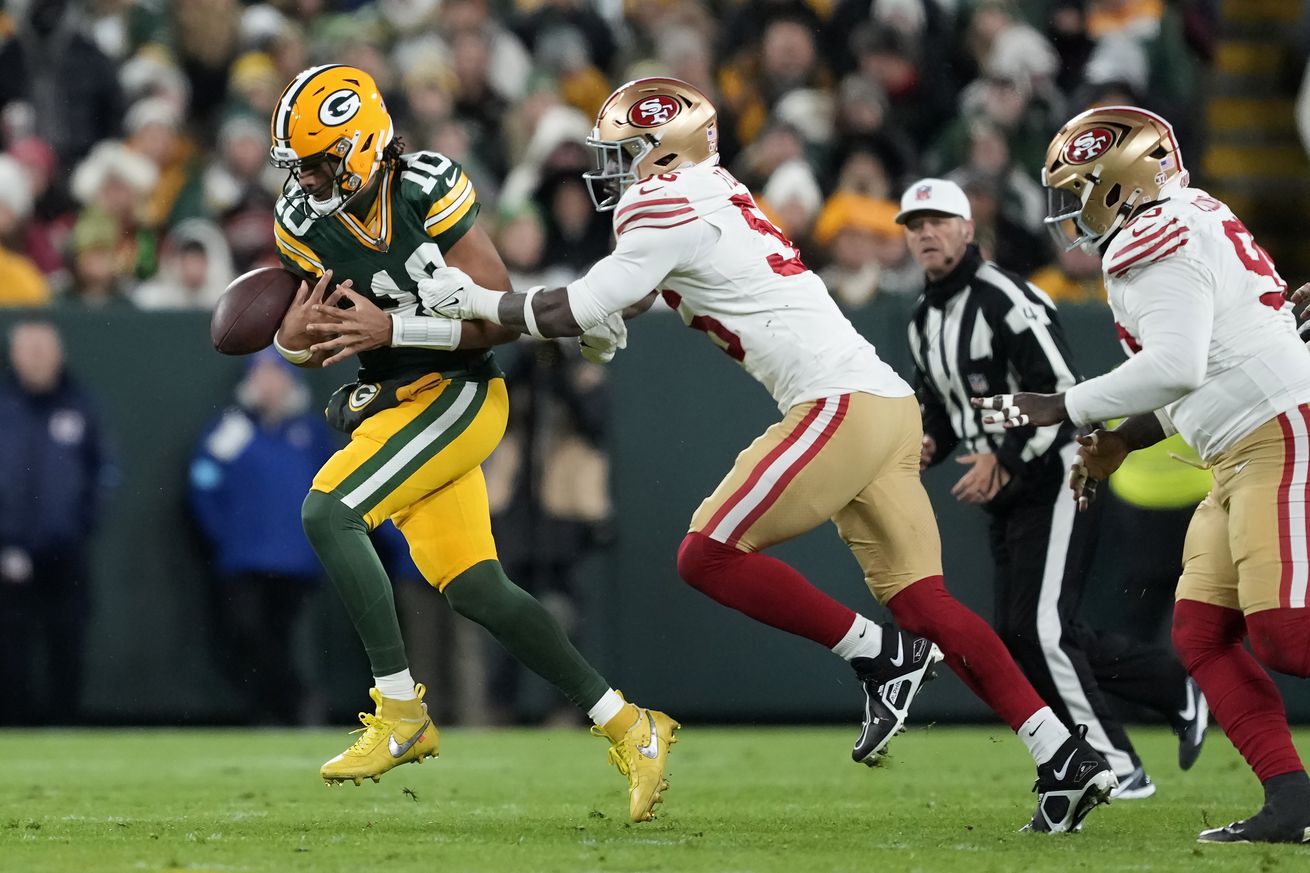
[
  {"left": 338, "top": 381, "right": 487, "bottom": 513},
  {"left": 272, "top": 64, "right": 345, "bottom": 145}
]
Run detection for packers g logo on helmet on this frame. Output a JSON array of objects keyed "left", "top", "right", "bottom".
[
  {"left": 1042, "top": 106, "right": 1187, "bottom": 253},
  {"left": 269, "top": 65, "right": 394, "bottom": 219},
  {"left": 319, "top": 89, "right": 362, "bottom": 126}
]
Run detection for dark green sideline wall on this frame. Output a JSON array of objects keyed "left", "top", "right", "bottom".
[{"left": 2, "top": 304, "right": 1305, "bottom": 723}]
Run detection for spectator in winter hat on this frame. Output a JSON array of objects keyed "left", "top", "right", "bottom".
[
  {"left": 814, "top": 192, "right": 917, "bottom": 306},
  {"left": 132, "top": 219, "right": 235, "bottom": 311}
]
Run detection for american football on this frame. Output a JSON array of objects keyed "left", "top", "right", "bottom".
[{"left": 209, "top": 267, "right": 302, "bottom": 355}]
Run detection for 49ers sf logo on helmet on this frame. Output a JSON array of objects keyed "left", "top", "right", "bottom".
[
  {"left": 1063, "top": 127, "right": 1115, "bottom": 165},
  {"left": 628, "top": 95, "right": 681, "bottom": 128}
]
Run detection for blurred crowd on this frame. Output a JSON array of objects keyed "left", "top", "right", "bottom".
[
  {"left": 0, "top": 0, "right": 1223, "bottom": 725},
  {"left": 0, "top": 0, "right": 1217, "bottom": 313}
]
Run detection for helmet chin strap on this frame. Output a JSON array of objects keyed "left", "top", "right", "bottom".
[
  {"left": 307, "top": 191, "right": 344, "bottom": 217},
  {"left": 305, "top": 154, "right": 380, "bottom": 218},
  {"left": 304, "top": 130, "right": 371, "bottom": 218}
]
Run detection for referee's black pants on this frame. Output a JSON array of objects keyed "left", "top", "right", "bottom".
[{"left": 988, "top": 441, "right": 1189, "bottom": 777}]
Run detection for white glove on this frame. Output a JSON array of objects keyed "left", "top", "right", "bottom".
[
  {"left": 417, "top": 267, "right": 498, "bottom": 321},
  {"left": 578, "top": 311, "right": 628, "bottom": 364}
]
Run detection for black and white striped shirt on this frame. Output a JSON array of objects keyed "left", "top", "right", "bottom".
[{"left": 908, "top": 245, "right": 1080, "bottom": 477}]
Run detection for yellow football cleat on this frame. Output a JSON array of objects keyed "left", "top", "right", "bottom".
[
  {"left": 321, "top": 684, "right": 439, "bottom": 786},
  {"left": 593, "top": 699, "right": 680, "bottom": 822}
]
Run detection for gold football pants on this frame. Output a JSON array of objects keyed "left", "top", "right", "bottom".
[{"left": 312, "top": 374, "right": 508, "bottom": 589}]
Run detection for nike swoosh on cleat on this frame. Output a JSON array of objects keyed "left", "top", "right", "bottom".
[
  {"left": 388, "top": 720, "right": 431, "bottom": 758},
  {"left": 1179, "top": 690, "right": 1197, "bottom": 723},
  {"left": 635, "top": 712, "right": 660, "bottom": 760},
  {"left": 888, "top": 636, "right": 905, "bottom": 668},
  {"left": 1052, "top": 750, "right": 1077, "bottom": 781}
]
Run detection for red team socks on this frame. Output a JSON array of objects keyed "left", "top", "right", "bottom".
[
  {"left": 1173, "top": 599, "right": 1305, "bottom": 782},
  {"left": 677, "top": 532, "right": 855, "bottom": 648},
  {"left": 887, "top": 575, "right": 1044, "bottom": 731},
  {"left": 1246, "top": 608, "right": 1310, "bottom": 679},
  {"left": 678, "top": 535, "right": 1045, "bottom": 731}
]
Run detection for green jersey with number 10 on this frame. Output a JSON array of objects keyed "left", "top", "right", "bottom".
[{"left": 273, "top": 150, "right": 499, "bottom": 383}]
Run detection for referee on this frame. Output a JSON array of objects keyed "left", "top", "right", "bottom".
[{"left": 899, "top": 178, "right": 1206, "bottom": 796}]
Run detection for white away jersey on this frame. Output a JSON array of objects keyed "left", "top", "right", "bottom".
[
  {"left": 568, "top": 163, "right": 910, "bottom": 412},
  {"left": 1064, "top": 185, "right": 1310, "bottom": 461}
]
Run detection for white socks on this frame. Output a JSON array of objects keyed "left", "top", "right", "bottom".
[
  {"left": 588, "top": 688, "right": 628, "bottom": 727},
  {"left": 1018, "top": 707, "right": 1072, "bottom": 765},
  {"left": 832, "top": 615, "right": 883, "bottom": 661},
  {"left": 375, "top": 669, "right": 418, "bottom": 701}
]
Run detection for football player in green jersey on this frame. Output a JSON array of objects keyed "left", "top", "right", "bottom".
[{"left": 265, "top": 65, "right": 678, "bottom": 822}]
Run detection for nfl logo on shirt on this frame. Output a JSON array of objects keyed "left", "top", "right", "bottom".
[{"left": 968, "top": 373, "right": 990, "bottom": 394}]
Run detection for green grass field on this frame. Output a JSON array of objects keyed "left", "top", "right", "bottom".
[{"left": 2, "top": 725, "right": 1307, "bottom": 872}]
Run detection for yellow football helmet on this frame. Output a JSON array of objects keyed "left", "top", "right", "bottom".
[
  {"left": 584, "top": 77, "right": 718, "bottom": 211},
  {"left": 269, "top": 64, "right": 393, "bottom": 217},
  {"left": 1042, "top": 105, "right": 1188, "bottom": 252}
]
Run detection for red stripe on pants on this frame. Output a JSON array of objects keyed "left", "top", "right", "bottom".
[
  {"left": 723, "top": 395, "right": 850, "bottom": 547},
  {"left": 1278, "top": 411, "right": 1297, "bottom": 608},
  {"left": 701, "top": 400, "right": 827, "bottom": 538}
]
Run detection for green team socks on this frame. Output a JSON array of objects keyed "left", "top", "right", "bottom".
[
  {"left": 301, "top": 489, "right": 409, "bottom": 676},
  {"left": 444, "top": 559, "right": 610, "bottom": 710}
]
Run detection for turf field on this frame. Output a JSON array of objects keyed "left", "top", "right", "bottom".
[{"left": 2, "top": 725, "right": 1306, "bottom": 872}]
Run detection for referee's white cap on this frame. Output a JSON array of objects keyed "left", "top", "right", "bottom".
[{"left": 895, "top": 178, "right": 972, "bottom": 224}]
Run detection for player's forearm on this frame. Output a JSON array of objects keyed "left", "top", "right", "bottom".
[
  {"left": 459, "top": 319, "right": 525, "bottom": 348},
  {"left": 1112, "top": 413, "right": 1168, "bottom": 451},
  {"left": 495, "top": 287, "right": 584, "bottom": 338},
  {"left": 1063, "top": 349, "right": 1199, "bottom": 426}
]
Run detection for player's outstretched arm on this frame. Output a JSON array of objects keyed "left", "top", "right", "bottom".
[
  {"left": 443, "top": 223, "right": 527, "bottom": 348},
  {"left": 970, "top": 392, "right": 1069, "bottom": 428},
  {"left": 420, "top": 226, "right": 683, "bottom": 339}
]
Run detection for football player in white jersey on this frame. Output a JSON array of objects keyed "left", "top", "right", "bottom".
[
  {"left": 975, "top": 106, "right": 1310, "bottom": 844},
  {"left": 417, "top": 77, "right": 1117, "bottom": 833}
]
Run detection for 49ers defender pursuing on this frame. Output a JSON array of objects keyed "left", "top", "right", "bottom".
[
  {"left": 974, "top": 106, "right": 1310, "bottom": 844},
  {"left": 417, "top": 77, "right": 1116, "bottom": 833}
]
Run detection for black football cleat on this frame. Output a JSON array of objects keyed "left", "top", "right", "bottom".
[
  {"left": 1198, "top": 808, "right": 1310, "bottom": 844},
  {"left": 849, "top": 626, "right": 943, "bottom": 766},
  {"left": 1199, "top": 772, "right": 1310, "bottom": 844},
  {"left": 1175, "top": 677, "right": 1209, "bottom": 771},
  {"left": 1022, "top": 725, "right": 1118, "bottom": 833}
]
